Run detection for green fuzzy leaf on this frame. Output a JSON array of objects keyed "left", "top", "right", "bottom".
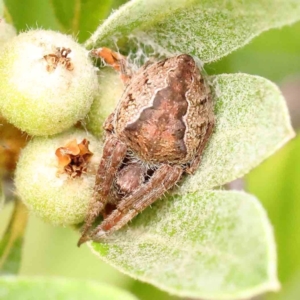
[
  {"left": 49, "top": 0, "right": 128, "bottom": 42},
  {"left": 4, "top": 0, "right": 61, "bottom": 31},
  {"left": 181, "top": 74, "right": 294, "bottom": 194},
  {"left": 85, "top": 0, "right": 300, "bottom": 63},
  {"left": 0, "top": 277, "right": 138, "bottom": 300},
  {"left": 49, "top": 0, "right": 75, "bottom": 31},
  {"left": 247, "top": 134, "right": 300, "bottom": 300},
  {"left": 90, "top": 190, "right": 279, "bottom": 299},
  {"left": 0, "top": 200, "right": 28, "bottom": 275},
  {"left": 207, "top": 22, "right": 300, "bottom": 82}
]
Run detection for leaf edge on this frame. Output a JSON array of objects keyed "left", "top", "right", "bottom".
[{"left": 88, "top": 190, "right": 280, "bottom": 300}]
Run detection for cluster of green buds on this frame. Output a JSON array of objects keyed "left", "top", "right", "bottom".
[{"left": 0, "top": 28, "right": 123, "bottom": 225}]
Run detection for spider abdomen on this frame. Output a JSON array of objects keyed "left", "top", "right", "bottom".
[{"left": 115, "top": 54, "right": 213, "bottom": 164}]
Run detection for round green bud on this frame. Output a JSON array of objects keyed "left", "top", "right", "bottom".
[
  {"left": 0, "top": 19, "right": 16, "bottom": 46},
  {"left": 0, "top": 29, "right": 98, "bottom": 136},
  {"left": 86, "top": 68, "right": 123, "bottom": 137},
  {"left": 15, "top": 129, "right": 102, "bottom": 225}
]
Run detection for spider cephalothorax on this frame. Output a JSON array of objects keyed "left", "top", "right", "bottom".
[{"left": 78, "top": 48, "right": 214, "bottom": 246}]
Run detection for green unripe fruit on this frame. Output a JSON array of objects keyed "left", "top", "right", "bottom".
[
  {"left": 0, "top": 29, "right": 98, "bottom": 136},
  {"left": 86, "top": 69, "right": 124, "bottom": 137},
  {"left": 15, "top": 129, "right": 102, "bottom": 225}
]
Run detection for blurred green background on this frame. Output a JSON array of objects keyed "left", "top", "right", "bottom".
[{"left": 1, "top": 1, "right": 300, "bottom": 300}]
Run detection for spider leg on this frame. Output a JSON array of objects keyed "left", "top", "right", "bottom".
[
  {"left": 78, "top": 135, "right": 127, "bottom": 246},
  {"left": 103, "top": 112, "right": 115, "bottom": 133},
  {"left": 185, "top": 119, "right": 214, "bottom": 175},
  {"left": 88, "top": 164, "right": 183, "bottom": 242}
]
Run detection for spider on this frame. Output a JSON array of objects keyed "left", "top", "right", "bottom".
[{"left": 78, "top": 48, "right": 214, "bottom": 246}]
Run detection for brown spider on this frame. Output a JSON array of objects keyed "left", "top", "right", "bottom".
[{"left": 78, "top": 48, "right": 214, "bottom": 246}]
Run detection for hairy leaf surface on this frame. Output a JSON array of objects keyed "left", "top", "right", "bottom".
[
  {"left": 85, "top": 0, "right": 300, "bottom": 62},
  {"left": 0, "top": 277, "right": 138, "bottom": 300},
  {"left": 90, "top": 190, "right": 279, "bottom": 299}
]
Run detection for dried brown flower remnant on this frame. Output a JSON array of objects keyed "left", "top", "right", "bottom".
[
  {"left": 44, "top": 47, "right": 74, "bottom": 72},
  {"left": 90, "top": 47, "right": 131, "bottom": 82},
  {"left": 55, "top": 139, "right": 93, "bottom": 178},
  {"left": 90, "top": 47, "right": 125, "bottom": 72}
]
